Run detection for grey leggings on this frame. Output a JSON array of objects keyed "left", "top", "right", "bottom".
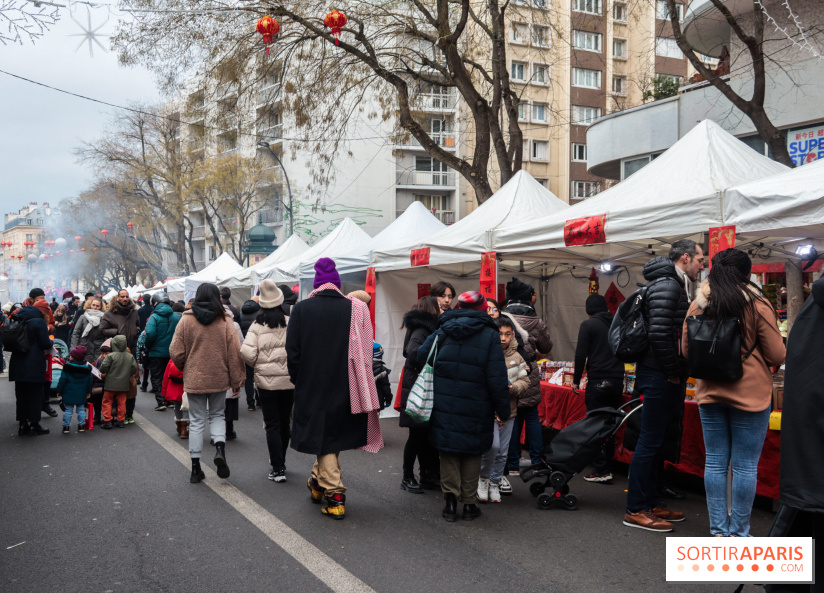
[{"left": 187, "top": 392, "right": 226, "bottom": 459}]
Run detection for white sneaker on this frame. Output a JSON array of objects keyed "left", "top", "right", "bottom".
[
  {"left": 477, "top": 477, "right": 490, "bottom": 502},
  {"left": 499, "top": 476, "right": 513, "bottom": 494},
  {"left": 489, "top": 482, "right": 501, "bottom": 503}
]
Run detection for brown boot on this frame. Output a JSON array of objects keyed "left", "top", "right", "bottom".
[
  {"left": 180, "top": 420, "right": 189, "bottom": 439},
  {"left": 174, "top": 420, "right": 182, "bottom": 437}
]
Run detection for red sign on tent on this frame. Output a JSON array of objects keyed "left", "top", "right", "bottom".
[
  {"left": 410, "top": 248, "right": 430, "bottom": 267},
  {"left": 365, "top": 267, "right": 376, "bottom": 337},
  {"left": 417, "top": 283, "right": 431, "bottom": 300},
  {"left": 604, "top": 282, "right": 626, "bottom": 315},
  {"left": 708, "top": 225, "right": 736, "bottom": 270},
  {"left": 564, "top": 214, "right": 607, "bottom": 247},
  {"left": 480, "top": 251, "right": 497, "bottom": 300}
]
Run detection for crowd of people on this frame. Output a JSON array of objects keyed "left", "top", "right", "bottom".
[{"left": 5, "top": 244, "right": 817, "bottom": 547}]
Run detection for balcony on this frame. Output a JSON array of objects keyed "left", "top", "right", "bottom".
[
  {"left": 187, "top": 135, "right": 206, "bottom": 153},
  {"left": 192, "top": 226, "right": 206, "bottom": 239},
  {"left": 259, "top": 208, "right": 285, "bottom": 225},
  {"left": 396, "top": 169, "right": 456, "bottom": 188},
  {"left": 216, "top": 82, "right": 238, "bottom": 102},
  {"left": 257, "top": 123, "right": 283, "bottom": 142},
  {"left": 394, "top": 131, "right": 457, "bottom": 151},
  {"left": 256, "top": 84, "right": 281, "bottom": 107},
  {"left": 412, "top": 92, "right": 457, "bottom": 112}
]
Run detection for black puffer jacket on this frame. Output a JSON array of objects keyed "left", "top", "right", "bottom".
[
  {"left": 399, "top": 309, "right": 439, "bottom": 428},
  {"left": 639, "top": 257, "right": 689, "bottom": 379},
  {"left": 239, "top": 300, "right": 261, "bottom": 338},
  {"left": 418, "top": 309, "right": 510, "bottom": 455}
]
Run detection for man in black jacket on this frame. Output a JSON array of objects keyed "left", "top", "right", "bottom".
[
  {"left": 624, "top": 239, "right": 703, "bottom": 533},
  {"left": 573, "top": 294, "right": 624, "bottom": 483}
]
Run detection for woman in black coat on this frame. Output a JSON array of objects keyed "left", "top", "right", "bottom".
[
  {"left": 10, "top": 305, "right": 54, "bottom": 436},
  {"left": 418, "top": 291, "right": 510, "bottom": 522},
  {"left": 398, "top": 296, "right": 441, "bottom": 494}
]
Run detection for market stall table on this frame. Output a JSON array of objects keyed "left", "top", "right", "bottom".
[{"left": 537, "top": 381, "right": 780, "bottom": 498}]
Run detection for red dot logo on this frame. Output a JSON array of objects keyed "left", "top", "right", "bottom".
[
  {"left": 708, "top": 564, "right": 715, "bottom": 572},
  {"left": 752, "top": 564, "right": 759, "bottom": 572},
  {"left": 722, "top": 565, "right": 730, "bottom": 572},
  {"left": 767, "top": 565, "right": 775, "bottom": 572},
  {"left": 737, "top": 564, "right": 744, "bottom": 572},
  {"left": 692, "top": 564, "right": 699, "bottom": 572}
]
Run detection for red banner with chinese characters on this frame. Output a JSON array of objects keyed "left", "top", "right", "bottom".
[
  {"left": 604, "top": 282, "right": 626, "bottom": 315},
  {"left": 498, "top": 284, "right": 506, "bottom": 305},
  {"left": 564, "top": 214, "right": 607, "bottom": 247},
  {"left": 410, "top": 247, "right": 430, "bottom": 267},
  {"left": 708, "top": 226, "right": 736, "bottom": 270},
  {"left": 480, "top": 251, "right": 497, "bottom": 300},
  {"left": 417, "top": 283, "right": 431, "bottom": 300},
  {"left": 365, "top": 267, "right": 376, "bottom": 338}
]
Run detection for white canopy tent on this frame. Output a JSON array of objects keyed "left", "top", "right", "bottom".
[
  {"left": 181, "top": 253, "right": 244, "bottom": 303},
  {"left": 102, "top": 289, "right": 118, "bottom": 302},
  {"left": 370, "top": 170, "right": 570, "bottom": 390},
  {"left": 217, "top": 234, "right": 310, "bottom": 291},
  {"left": 254, "top": 217, "right": 372, "bottom": 285},
  {"left": 298, "top": 201, "right": 445, "bottom": 279},
  {"left": 489, "top": 120, "right": 791, "bottom": 359}
]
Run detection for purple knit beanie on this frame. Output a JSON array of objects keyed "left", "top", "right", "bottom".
[{"left": 313, "top": 257, "right": 341, "bottom": 289}]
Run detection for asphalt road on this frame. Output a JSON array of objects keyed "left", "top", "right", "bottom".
[{"left": 0, "top": 379, "right": 775, "bottom": 593}]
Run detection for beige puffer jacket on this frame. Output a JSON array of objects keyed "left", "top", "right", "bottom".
[{"left": 240, "top": 319, "right": 294, "bottom": 391}]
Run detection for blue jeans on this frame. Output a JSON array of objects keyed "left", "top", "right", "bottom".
[
  {"left": 626, "top": 366, "right": 684, "bottom": 513},
  {"left": 63, "top": 403, "right": 87, "bottom": 427},
  {"left": 481, "top": 418, "right": 515, "bottom": 484},
  {"left": 699, "top": 403, "right": 770, "bottom": 537},
  {"left": 507, "top": 405, "right": 544, "bottom": 470}
]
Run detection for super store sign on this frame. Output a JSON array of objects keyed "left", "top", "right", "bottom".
[{"left": 788, "top": 124, "right": 824, "bottom": 166}]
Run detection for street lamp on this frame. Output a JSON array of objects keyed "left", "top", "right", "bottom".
[{"left": 257, "top": 140, "right": 293, "bottom": 236}]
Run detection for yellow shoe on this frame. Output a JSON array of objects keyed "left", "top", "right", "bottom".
[
  {"left": 307, "top": 477, "right": 324, "bottom": 504},
  {"left": 321, "top": 494, "right": 346, "bottom": 520}
]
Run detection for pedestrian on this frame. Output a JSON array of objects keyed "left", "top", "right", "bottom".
[
  {"left": 220, "top": 286, "right": 241, "bottom": 324},
  {"left": 137, "top": 295, "right": 153, "bottom": 332},
  {"left": 477, "top": 316, "right": 530, "bottom": 504},
  {"left": 623, "top": 239, "right": 703, "bottom": 533},
  {"left": 572, "top": 294, "right": 625, "bottom": 484},
  {"left": 137, "top": 295, "right": 154, "bottom": 391},
  {"left": 49, "top": 297, "right": 58, "bottom": 313},
  {"left": 56, "top": 345, "right": 94, "bottom": 434},
  {"left": 398, "top": 296, "right": 441, "bottom": 494},
  {"left": 286, "top": 258, "right": 383, "bottom": 519},
  {"left": 371, "top": 343, "right": 392, "bottom": 410},
  {"left": 53, "top": 304, "right": 72, "bottom": 345},
  {"left": 171, "top": 302, "right": 185, "bottom": 314},
  {"left": 240, "top": 280, "right": 294, "bottom": 483},
  {"left": 682, "top": 248, "right": 785, "bottom": 537},
  {"left": 9, "top": 296, "right": 54, "bottom": 436},
  {"left": 69, "top": 294, "right": 91, "bottom": 328},
  {"left": 143, "top": 292, "right": 181, "bottom": 410},
  {"left": 89, "top": 339, "right": 111, "bottom": 427},
  {"left": 502, "top": 277, "right": 552, "bottom": 490},
  {"left": 279, "top": 284, "right": 298, "bottom": 315},
  {"left": 486, "top": 299, "right": 500, "bottom": 319},
  {"left": 31, "top": 292, "right": 58, "bottom": 419},
  {"left": 71, "top": 297, "right": 106, "bottom": 363},
  {"left": 162, "top": 359, "right": 188, "bottom": 439},
  {"left": 430, "top": 281, "right": 456, "bottom": 314},
  {"left": 169, "top": 283, "right": 245, "bottom": 484},
  {"left": 99, "top": 335, "right": 138, "bottom": 429},
  {"left": 418, "top": 290, "right": 510, "bottom": 522},
  {"left": 100, "top": 289, "right": 140, "bottom": 354},
  {"left": 239, "top": 294, "right": 262, "bottom": 411}
]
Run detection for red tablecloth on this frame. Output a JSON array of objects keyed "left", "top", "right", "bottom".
[{"left": 538, "top": 381, "right": 781, "bottom": 499}]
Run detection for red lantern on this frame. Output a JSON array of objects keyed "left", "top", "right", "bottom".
[
  {"left": 70, "top": 250, "right": 74, "bottom": 254},
  {"left": 75, "top": 235, "right": 82, "bottom": 245},
  {"left": 81, "top": 248, "right": 86, "bottom": 252},
  {"left": 324, "top": 9, "right": 347, "bottom": 45},
  {"left": 127, "top": 221, "right": 134, "bottom": 232},
  {"left": 16, "top": 255, "right": 22, "bottom": 260},
  {"left": 256, "top": 16, "right": 280, "bottom": 55},
  {"left": 93, "top": 248, "right": 97, "bottom": 252}
]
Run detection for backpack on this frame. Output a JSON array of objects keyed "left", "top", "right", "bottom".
[
  {"left": 685, "top": 315, "right": 756, "bottom": 382},
  {"left": 608, "top": 278, "right": 666, "bottom": 363},
  {"left": 3, "top": 317, "right": 31, "bottom": 354}
]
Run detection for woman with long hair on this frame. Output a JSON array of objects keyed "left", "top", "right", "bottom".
[
  {"left": 240, "top": 280, "right": 294, "bottom": 483},
  {"left": 53, "top": 304, "right": 72, "bottom": 345},
  {"left": 71, "top": 297, "right": 107, "bottom": 363},
  {"left": 430, "top": 281, "right": 456, "bottom": 314},
  {"left": 398, "top": 295, "right": 442, "bottom": 493},
  {"left": 682, "top": 248, "right": 786, "bottom": 537},
  {"left": 170, "top": 283, "right": 245, "bottom": 484}
]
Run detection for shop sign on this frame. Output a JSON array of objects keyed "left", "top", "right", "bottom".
[
  {"left": 564, "top": 214, "right": 607, "bottom": 247},
  {"left": 410, "top": 247, "right": 430, "bottom": 266},
  {"left": 787, "top": 124, "right": 824, "bottom": 166}
]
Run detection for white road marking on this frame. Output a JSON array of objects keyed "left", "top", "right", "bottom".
[{"left": 133, "top": 412, "right": 377, "bottom": 593}]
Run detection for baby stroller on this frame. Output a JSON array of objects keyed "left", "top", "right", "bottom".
[{"left": 519, "top": 399, "right": 642, "bottom": 511}]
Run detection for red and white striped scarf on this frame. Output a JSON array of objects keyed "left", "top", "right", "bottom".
[{"left": 307, "top": 283, "right": 384, "bottom": 453}]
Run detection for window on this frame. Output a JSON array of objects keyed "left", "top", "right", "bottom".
[
  {"left": 613, "top": 1, "right": 628, "bottom": 22},
  {"left": 517, "top": 103, "right": 527, "bottom": 121},
  {"left": 571, "top": 105, "right": 601, "bottom": 125},
  {"left": 613, "top": 38, "right": 627, "bottom": 59},
  {"left": 573, "top": 30, "right": 602, "bottom": 52},
  {"left": 656, "top": 1, "right": 684, "bottom": 21},
  {"left": 571, "top": 181, "right": 601, "bottom": 199},
  {"left": 25, "top": 233, "right": 33, "bottom": 241},
  {"left": 415, "top": 156, "right": 448, "bottom": 172},
  {"left": 656, "top": 37, "right": 683, "bottom": 59},
  {"left": 532, "top": 25, "right": 550, "bottom": 48},
  {"left": 536, "top": 178, "right": 549, "bottom": 188},
  {"left": 657, "top": 73, "right": 683, "bottom": 85},
  {"left": 572, "top": 0, "right": 601, "bottom": 15},
  {"left": 572, "top": 67, "right": 602, "bottom": 89},
  {"left": 511, "top": 22, "right": 528, "bottom": 44},
  {"left": 531, "top": 140, "right": 548, "bottom": 161},
  {"left": 209, "top": 245, "right": 217, "bottom": 260},
  {"left": 623, "top": 156, "right": 651, "bottom": 179},
  {"left": 511, "top": 61, "right": 526, "bottom": 81},
  {"left": 532, "top": 0, "right": 547, "bottom": 7},
  {"left": 571, "top": 143, "right": 587, "bottom": 162},
  {"left": 532, "top": 63, "right": 548, "bottom": 84},
  {"left": 612, "top": 75, "right": 627, "bottom": 95},
  {"left": 532, "top": 103, "right": 547, "bottom": 123}
]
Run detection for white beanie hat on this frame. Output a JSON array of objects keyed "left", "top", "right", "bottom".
[{"left": 258, "top": 279, "right": 284, "bottom": 309}]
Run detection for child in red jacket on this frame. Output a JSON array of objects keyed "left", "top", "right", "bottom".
[{"left": 163, "top": 359, "right": 188, "bottom": 439}]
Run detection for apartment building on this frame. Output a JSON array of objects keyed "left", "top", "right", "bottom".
[{"left": 2, "top": 202, "right": 52, "bottom": 298}]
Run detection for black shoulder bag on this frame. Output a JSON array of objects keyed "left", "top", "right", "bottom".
[{"left": 685, "top": 315, "right": 756, "bottom": 382}]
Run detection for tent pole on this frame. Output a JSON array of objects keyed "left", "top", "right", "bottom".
[{"left": 786, "top": 260, "right": 804, "bottom": 331}]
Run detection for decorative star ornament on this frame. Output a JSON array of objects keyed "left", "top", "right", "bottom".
[{"left": 68, "top": 7, "right": 109, "bottom": 58}]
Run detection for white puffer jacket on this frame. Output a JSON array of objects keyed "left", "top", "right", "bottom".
[{"left": 240, "top": 319, "right": 294, "bottom": 391}]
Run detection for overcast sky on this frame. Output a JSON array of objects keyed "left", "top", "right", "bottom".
[{"left": 0, "top": 9, "right": 160, "bottom": 216}]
